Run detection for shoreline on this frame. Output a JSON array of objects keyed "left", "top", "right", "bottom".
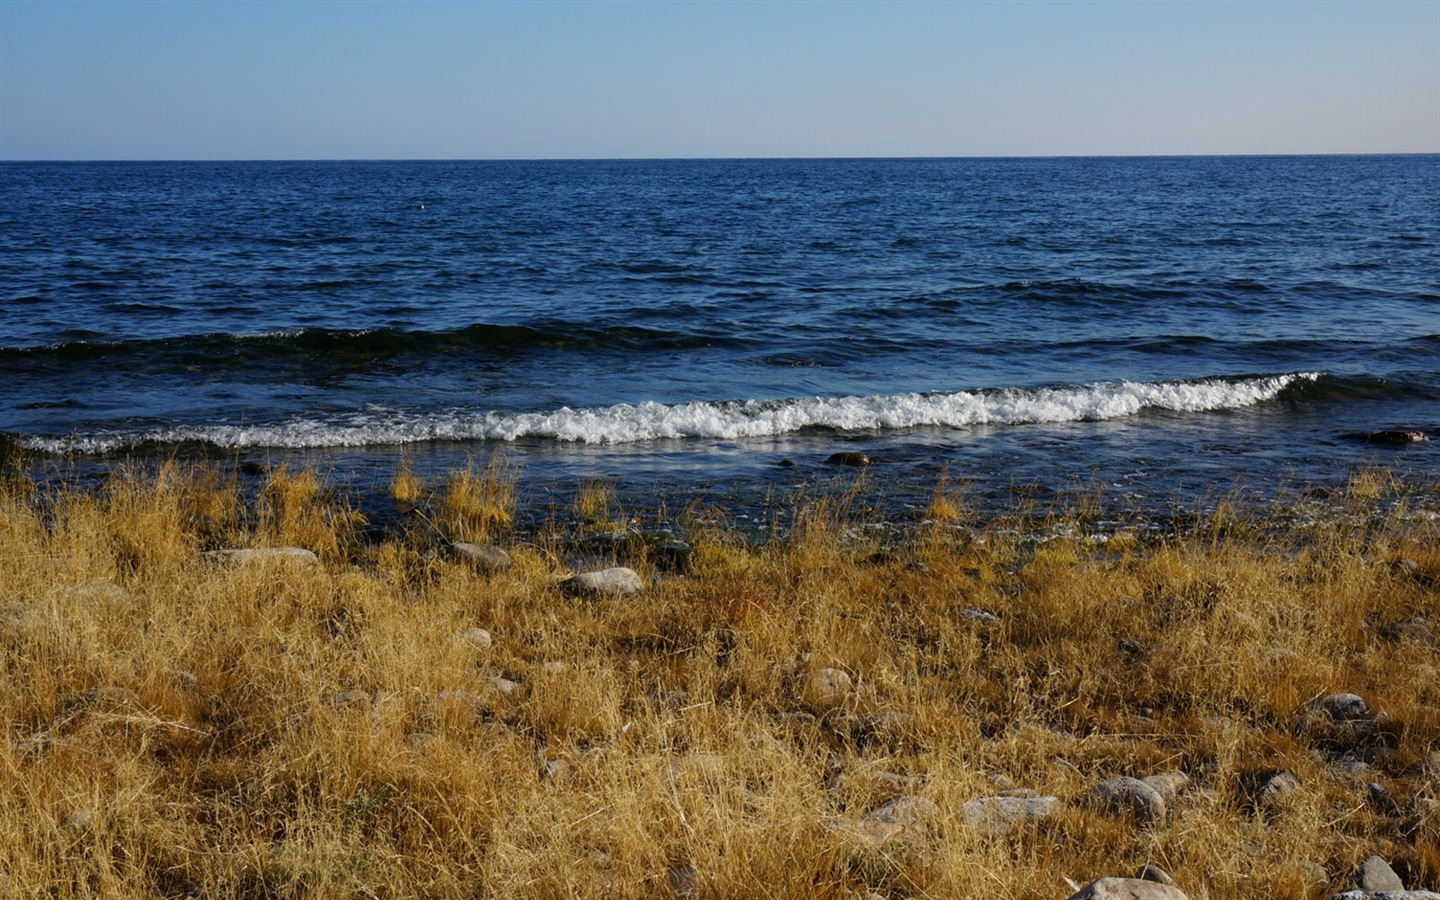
[{"left": 2, "top": 463, "right": 1437, "bottom": 898}]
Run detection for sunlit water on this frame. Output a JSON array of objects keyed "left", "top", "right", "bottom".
[{"left": 2, "top": 157, "right": 1436, "bottom": 527}]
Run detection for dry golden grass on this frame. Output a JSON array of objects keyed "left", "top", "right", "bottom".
[{"left": 0, "top": 464, "right": 1436, "bottom": 899}]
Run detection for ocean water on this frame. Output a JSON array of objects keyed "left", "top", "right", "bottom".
[{"left": 2, "top": 157, "right": 1436, "bottom": 525}]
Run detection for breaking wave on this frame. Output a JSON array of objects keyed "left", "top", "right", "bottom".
[{"left": 18, "top": 373, "right": 1321, "bottom": 454}]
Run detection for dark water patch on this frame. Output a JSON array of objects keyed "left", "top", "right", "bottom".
[{"left": 0, "top": 321, "right": 757, "bottom": 374}]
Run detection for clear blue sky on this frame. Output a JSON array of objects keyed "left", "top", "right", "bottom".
[{"left": 1, "top": 0, "right": 1436, "bottom": 159}]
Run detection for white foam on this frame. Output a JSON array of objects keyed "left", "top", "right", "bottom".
[{"left": 21, "top": 373, "right": 1320, "bottom": 453}]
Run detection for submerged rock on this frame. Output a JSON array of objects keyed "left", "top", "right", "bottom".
[
  {"left": 1341, "top": 430, "right": 1428, "bottom": 444},
  {"left": 826, "top": 451, "right": 870, "bottom": 467}
]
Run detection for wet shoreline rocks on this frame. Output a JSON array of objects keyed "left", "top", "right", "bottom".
[{"left": 1340, "top": 430, "right": 1429, "bottom": 444}]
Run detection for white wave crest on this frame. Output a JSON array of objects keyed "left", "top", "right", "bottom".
[{"left": 20, "top": 373, "right": 1320, "bottom": 453}]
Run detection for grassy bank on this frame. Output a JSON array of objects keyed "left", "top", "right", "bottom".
[{"left": 2, "top": 462, "right": 1438, "bottom": 899}]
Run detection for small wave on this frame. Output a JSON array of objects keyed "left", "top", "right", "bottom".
[
  {"left": 0, "top": 321, "right": 748, "bottom": 366},
  {"left": 20, "top": 373, "right": 1321, "bottom": 454}
]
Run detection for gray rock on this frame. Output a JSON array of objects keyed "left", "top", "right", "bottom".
[
  {"left": 1089, "top": 776, "right": 1167, "bottom": 823},
  {"left": 960, "top": 794, "right": 1060, "bottom": 835},
  {"left": 1317, "top": 692, "right": 1370, "bottom": 721},
  {"left": 204, "top": 547, "right": 318, "bottom": 565},
  {"left": 488, "top": 675, "right": 520, "bottom": 698},
  {"left": 1366, "top": 782, "right": 1399, "bottom": 815},
  {"left": 1379, "top": 618, "right": 1436, "bottom": 646},
  {"left": 1249, "top": 769, "right": 1300, "bottom": 810},
  {"left": 456, "top": 627, "right": 493, "bottom": 650},
  {"left": 1354, "top": 856, "right": 1404, "bottom": 892},
  {"left": 562, "top": 567, "right": 645, "bottom": 597},
  {"left": 1066, "top": 877, "right": 1189, "bottom": 899},
  {"left": 1135, "top": 865, "right": 1175, "bottom": 885},
  {"left": 450, "top": 542, "right": 511, "bottom": 573},
  {"left": 1141, "top": 772, "right": 1190, "bottom": 805},
  {"left": 1320, "top": 752, "right": 1372, "bottom": 779},
  {"left": 804, "top": 667, "right": 853, "bottom": 704}
]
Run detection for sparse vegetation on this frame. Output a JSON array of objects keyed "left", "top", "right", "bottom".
[{"left": 1, "top": 462, "right": 1437, "bottom": 898}]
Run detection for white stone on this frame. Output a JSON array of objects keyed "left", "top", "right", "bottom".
[{"left": 563, "top": 567, "right": 644, "bottom": 597}]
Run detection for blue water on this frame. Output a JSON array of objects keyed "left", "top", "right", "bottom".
[{"left": 2, "top": 157, "right": 1436, "bottom": 521}]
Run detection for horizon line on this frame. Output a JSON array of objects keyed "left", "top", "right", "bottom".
[{"left": 3, "top": 151, "right": 1439, "bottom": 164}]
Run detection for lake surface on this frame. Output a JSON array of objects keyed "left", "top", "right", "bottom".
[{"left": 2, "top": 156, "right": 1436, "bottom": 525}]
